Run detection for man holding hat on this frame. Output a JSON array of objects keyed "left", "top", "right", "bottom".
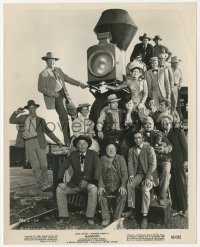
[
  {"left": 97, "top": 94, "right": 124, "bottom": 141},
  {"left": 38, "top": 52, "right": 86, "bottom": 146},
  {"left": 145, "top": 57, "right": 170, "bottom": 109},
  {"left": 9, "top": 100, "right": 63, "bottom": 192},
  {"left": 130, "top": 33, "right": 153, "bottom": 68},
  {"left": 56, "top": 135, "right": 100, "bottom": 225},
  {"left": 98, "top": 136, "right": 128, "bottom": 226},
  {"left": 153, "top": 35, "right": 172, "bottom": 62},
  {"left": 171, "top": 56, "right": 183, "bottom": 108}
]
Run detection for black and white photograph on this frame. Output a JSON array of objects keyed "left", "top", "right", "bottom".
[{"left": 3, "top": 2, "right": 197, "bottom": 244}]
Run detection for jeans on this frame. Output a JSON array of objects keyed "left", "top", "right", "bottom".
[{"left": 56, "top": 183, "right": 97, "bottom": 218}]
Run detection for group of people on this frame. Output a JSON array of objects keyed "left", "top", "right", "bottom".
[{"left": 9, "top": 32, "right": 187, "bottom": 229}]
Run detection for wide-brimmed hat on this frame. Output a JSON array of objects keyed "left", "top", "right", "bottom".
[
  {"left": 143, "top": 116, "right": 154, "bottom": 124},
  {"left": 171, "top": 56, "right": 182, "bottom": 63},
  {"left": 153, "top": 35, "right": 162, "bottom": 41},
  {"left": 77, "top": 103, "right": 91, "bottom": 112},
  {"left": 107, "top": 94, "right": 120, "bottom": 103},
  {"left": 139, "top": 33, "right": 151, "bottom": 41},
  {"left": 24, "top": 100, "right": 40, "bottom": 109},
  {"left": 149, "top": 57, "right": 159, "bottom": 63},
  {"left": 73, "top": 135, "right": 92, "bottom": 149},
  {"left": 158, "top": 113, "right": 173, "bottom": 123},
  {"left": 102, "top": 136, "right": 119, "bottom": 149},
  {"left": 41, "top": 52, "right": 60, "bottom": 61},
  {"left": 128, "top": 61, "right": 144, "bottom": 71}
]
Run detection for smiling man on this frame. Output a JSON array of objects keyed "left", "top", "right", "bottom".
[{"left": 38, "top": 52, "right": 86, "bottom": 146}]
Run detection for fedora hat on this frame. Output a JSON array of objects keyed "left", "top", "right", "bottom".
[
  {"left": 102, "top": 136, "right": 119, "bottom": 149},
  {"left": 41, "top": 52, "right": 60, "bottom": 61},
  {"left": 107, "top": 94, "right": 120, "bottom": 103},
  {"left": 73, "top": 135, "right": 92, "bottom": 149},
  {"left": 139, "top": 33, "right": 151, "bottom": 41},
  {"left": 158, "top": 113, "right": 173, "bottom": 123},
  {"left": 153, "top": 35, "right": 162, "bottom": 41},
  {"left": 24, "top": 100, "right": 40, "bottom": 109},
  {"left": 171, "top": 56, "right": 181, "bottom": 63}
]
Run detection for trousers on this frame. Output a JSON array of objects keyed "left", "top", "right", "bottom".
[
  {"left": 158, "top": 161, "right": 171, "bottom": 198},
  {"left": 99, "top": 190, "right": 126, "bottom": 220},
  {"left": 55, "top": 90, "right": 76, "bottom": 144},
  {"left": 56, "top": 183, "right": 97, "bottom": 218},
  {"left": 25, "top": 138, "right": 48, "bottom": 190},
  {"left": 127, "top": 174, "right": 153, "bottom": 215}
]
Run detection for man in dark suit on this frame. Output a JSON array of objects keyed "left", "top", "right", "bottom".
[
  {"left": 38, "top": 52, "right": 86, "bottom": 146},
  {"left": 130, "top": 33, "right": 153, "bottom": 68},
  {"left": 56, "top": 135, "right": 100, "bottom": 225},
  {"left": 9, "top": 100, "right": 62, "bottom": 192},
  {"left": 125, "top": 131, "right": 157, "bottom": 229}
]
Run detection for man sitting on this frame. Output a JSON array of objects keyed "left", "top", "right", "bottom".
[
  {"left": 56, "top": 135, "right": 100, "bottom": 225},
  {"left": 98, "top": 137, "right": 128, "bottom": 226}
]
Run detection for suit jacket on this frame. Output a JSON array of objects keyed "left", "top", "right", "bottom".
[
  {"left": 58, "top": 149, "right": 100, "bottom": 186},
  {"left": 130, "top": 43, "right": 153, "bottom": 66},
  {"left": 128, "top": 142, "right": 157, "bottom": 182},
  {"left": 9, "top": 112, "right": 60, "bottom": 149},
  {"left": 38, "top": 67, "right": 81, "bottom": 110},
  {"left": 145, "top": 68, "right": 170, "bottom": 99}
]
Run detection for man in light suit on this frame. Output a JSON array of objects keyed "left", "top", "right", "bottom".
[
  {"left": 9, "top": 100, "right": 62, "bottom": 192},
  {"left": 130, "top": 33, "right": 153, "bottom": 69},
  {"left": 38, "top": 52, "right": 86, "bottom": 146},
  {"left": 56, "top": 135, "right": 100, "bottom": 225},
  {"left": 145, "top": 57, "right": 170, "bottom": 109},
  {"left": 125, "top": 130, "right": 157, "bottom": 229}
]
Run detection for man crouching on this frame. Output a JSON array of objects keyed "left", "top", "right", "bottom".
[
  {"left": 98, "top": 137, "right": 128, "bottom": 226},
  {"left": 126, "top": 131, "right": 157, "bottom": 229},
  {"left": 56, "top": 135, "right": 100, "bottom": 225}
]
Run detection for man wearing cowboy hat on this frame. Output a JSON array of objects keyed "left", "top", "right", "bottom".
[
  {"left": 170, "top": 56, "right": 183, "bottom": 108},
  {"left": 97, "top": 94, "right": 124, "bottom": 141},
  {"left": 56, "top": 135, "right": 100, "bottom": 225},
  {"left": 38, "top": 52, "right": 86, "bottom": 146},
  {"left": 9, "top": 100, "right": 63, "bottom": 192},
  {"left": 130, "top": 33, "right": 153, "bottom": 68},
  {"left": 98, "top": 136, "right": 128, "bottom": 226},
  {"left": 153, "top": 35, "right": 172, "bottom": 62},
  {"left": 145, "top": 57, "right": 170, "bottom": 109}
]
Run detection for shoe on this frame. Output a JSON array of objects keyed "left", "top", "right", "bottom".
[
  {"left": 57, "top": 217, "right": 70, "bottom": 224},
  {"left": 140, "top": 216, "right": 148, "bottom": 229},
  {"left": 159, "top": 197, "right": 167, "bottom": 206},
  {"left": 87, "top": 219, "right": 95, "bottom": 226},
  {"left": 101, "top": 219, "right": 110, "bottom": 226},
  {"left": 122, "top": 209, "right": 135, "bottom": 218}
]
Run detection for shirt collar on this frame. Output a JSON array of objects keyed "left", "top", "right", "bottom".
[{"left": 137, "top": 143, "right": 144, "bottom": 149}]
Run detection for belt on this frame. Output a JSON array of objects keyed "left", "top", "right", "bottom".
[{"left": 24, "top": 136, "right": 38, "bottom": 141}]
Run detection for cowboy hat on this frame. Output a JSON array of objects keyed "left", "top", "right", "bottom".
[
  {"left": 24, "top": 100, "right": 40, "bottom": 109},
  {"left": 41, "top": 52, "right": 60, "bottom": 61},
  {"left": 77, "top": 103, "right": 91, "bottom": 112},
  {"left": 158, "top": 113, "right": 173, "bottom": 123},
  {"left": 139, "top": 33, "right": 151, "bottom": 41},
  {"left": 171, "top": 56, "right": 182, "bottom": 63},
  {"left": 73, "top": 135, "right": 92, "bottom": 149},
  {"left": 153, "top": 35, "right": 162, "bottom": 41},
  {"left": 107, "top": 94, "right": 121, "bottom": 103},
  {"left": 102, "top": 136, "right": 119, "bottom": 149}
]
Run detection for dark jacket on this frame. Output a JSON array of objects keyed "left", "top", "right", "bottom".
[
  {"left": 130, "top": 43, "right": 154, "bottom": 66},
  {"left": 98, "top": 154, "right": 128, "bottom": 189},
  {"left": 9, "top": 112, "right": 60, "bottom": 149},
  {"left": 58, "top": 149, "right": 100, "bottom": 186},
  {"left": 165, "top": 128, "right": 188, "bottom": 169}
]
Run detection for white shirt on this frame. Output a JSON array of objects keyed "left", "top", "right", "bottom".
[{"left": 137, "top": 143, "right": 144, "bottom": 156}]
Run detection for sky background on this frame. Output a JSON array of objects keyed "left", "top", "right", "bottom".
[{"left": 4, "top": 2, "right": 196, "bottom": 142}]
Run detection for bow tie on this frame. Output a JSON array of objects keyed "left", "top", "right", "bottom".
[
  {"left": 137, "top": 146, "right": 142, "bottom": 149},
  {"left": 152, "top": 69, "right": 158, "bottom": 73},
  {"left": 160, "top": 66, "right": 164, "bottom": 68}
]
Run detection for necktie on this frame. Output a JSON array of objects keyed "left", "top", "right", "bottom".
[
  {"left": 52, "top": 69, "right": 59, "bottom": 80},
  {"left": 28, "top": 116, "right": 35, "bottom": 132},
  {"left": 80, "top": 154, "right": 86, "bottom": 163}
]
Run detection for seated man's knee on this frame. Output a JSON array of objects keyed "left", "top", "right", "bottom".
[{"left": 88, "top": 184, "right": 97, "bottom": 194}]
